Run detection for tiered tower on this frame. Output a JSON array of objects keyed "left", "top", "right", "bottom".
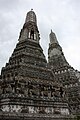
[
  {"left": 48, "top": 30, "right": 79, "bottom": 114},
  {"left": 0, "top": 9, "right": 78, "bottom": 120}
]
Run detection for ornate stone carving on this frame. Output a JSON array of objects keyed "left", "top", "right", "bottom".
[{"left": 0, "top": 9, "right": 78, "bottom": 120}]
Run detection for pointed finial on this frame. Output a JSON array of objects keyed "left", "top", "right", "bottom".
[
  {"left": 51, "top": 29, "right": 53, "bottom": 33},
  {"left": 26, "top": 9, "right": 37, "bottom": 24},
  {"left": 31, "top": 8, "right": 33, "bottom": 11},
  {"left": 50, "top": 30, "right": 59, "bottom": 44}
]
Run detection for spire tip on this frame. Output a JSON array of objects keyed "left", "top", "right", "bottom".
[
  {"left": 51, "top": 29, "right": 52, "bottom": 33},
  {"left": 31, "top": 8, "right": 33, "bottom": 11}
]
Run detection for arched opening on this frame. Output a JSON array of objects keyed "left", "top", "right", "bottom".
[{"left": 30, "top": 29, "right": 34, "bottom": 39}]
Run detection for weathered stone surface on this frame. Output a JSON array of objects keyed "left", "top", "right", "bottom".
[{"left": 0, "top": 9, "right": 79, "bottom": 120}]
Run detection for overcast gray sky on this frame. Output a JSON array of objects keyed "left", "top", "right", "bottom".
[{"left": 0, "top": 0, "right": 80, "bottom": 73}]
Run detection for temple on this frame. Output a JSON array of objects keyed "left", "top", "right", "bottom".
[{"left": 0, "top": 9, "right": 80, "bottom": 120}]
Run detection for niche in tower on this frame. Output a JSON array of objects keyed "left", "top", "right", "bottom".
[{"left": 30, "top": 29, "right": 34, "bottom": 39}]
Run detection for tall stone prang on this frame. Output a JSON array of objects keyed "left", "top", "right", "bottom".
[
  {"left": 0, "top": 9, "right": 79, "bottom": 120},
  {"left": 48, "top": 30, "right": 69, "bottom": 69},
  {"left": 48, "top": 30, "right": 80, "bottom": 115}
]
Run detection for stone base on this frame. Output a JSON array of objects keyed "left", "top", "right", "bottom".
[{"left": 0, "top": 112, "right": 76, "bottom": 120}]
